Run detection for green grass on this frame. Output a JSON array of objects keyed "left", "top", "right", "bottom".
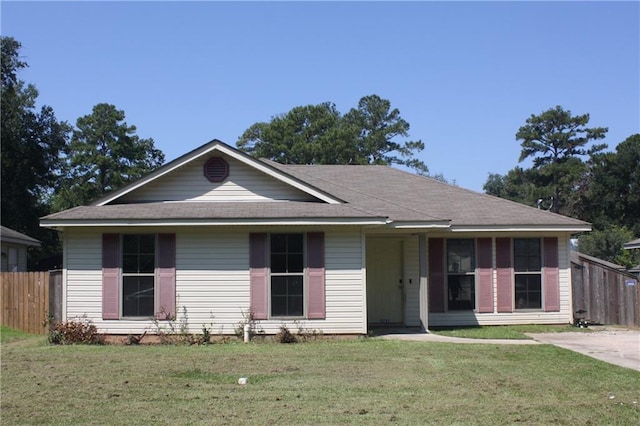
[
  {"left": 1, "top": 330, "right": 638, "bottom": 425},
  {"left": 431, "top": 324, "right": 587, "bottom": 339},
  {"left": 0, "top": 325, "right": 36, "bottom": 344}
]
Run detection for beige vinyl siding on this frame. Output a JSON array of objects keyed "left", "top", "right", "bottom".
[
  {"left": 65, "top": 229, "right": 103, "bottom": 322},
  {"left": 427, "top": 233, "right": 573, "bottom": 327},
  {"left": 63, "top": 227, "right": 366, "bottom": 335},
  {"left": 118, "top": 154, "right": 317, "bottom": 203}
]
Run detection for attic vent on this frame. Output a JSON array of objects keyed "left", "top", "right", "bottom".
[{"left": 203, "top": 157, "right": 229, "bottom": 182}]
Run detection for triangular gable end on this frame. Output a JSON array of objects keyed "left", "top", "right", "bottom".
[{"left": 94, "top": 140, "right": 344, "bottom": 206}]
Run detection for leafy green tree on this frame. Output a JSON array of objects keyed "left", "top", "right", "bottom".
[
  {"left": 483, "top": 167, "right": 546, "bottom": 208},
  {"left": 579, "top": 134, "right": 640, "bottom": 235},
  {"left": 578, "top": 226, "right": 640, "bottom": 268},
  {"left": 1, "top": 36, "right": 70, "bottom": 266},
  {"left": 52, "top": 103, "right": 165, "bottom": 210},
  {"left": 237, "top": 94, "right": 428, "bottom": 174},
  {"left": 516, "top": 105, "right": 607, "bottom": 213}
]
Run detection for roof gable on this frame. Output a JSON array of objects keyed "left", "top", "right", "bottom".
[{"left": 94, "top": 140, "right": 343, "bottom": 206}]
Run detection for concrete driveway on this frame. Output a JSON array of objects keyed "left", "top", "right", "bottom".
[
  {"left": 376, "top": 327, "right": 639, "bottom": 371},
  {"left": 527, "top": 329, "right": 640, "bottom": 371}
]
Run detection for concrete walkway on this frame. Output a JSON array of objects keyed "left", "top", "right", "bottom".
[
  {"left": 375, "top": 328, "right": 640, "bottom": 371},
  {"left": 374, "top": 329, "right": 540, "bottom": 345}
]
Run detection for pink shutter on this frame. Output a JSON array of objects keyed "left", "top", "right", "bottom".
[
  {"left": 157, "top": 234, "right": 176, "bottom": 320},
  {"left": 476, "top": 238, "right": 493, "bottom": 313},
  {"left": 543, "top": 237, "right": 560, "bottom": 312},
  {"left": 428, "top": 238, "right": 445, "bottom": 313},
  {"left": 102, "top": 234, "right": 120, "bottom": 320},
  {"left": 249, "top": 233, "right": 268, "bottom": 320},
  {"left": 496, "top": 238, "right": 513, "bottom": 313},
  {"left": 306, "top": 232, "right": 325, "bottom": 319}
]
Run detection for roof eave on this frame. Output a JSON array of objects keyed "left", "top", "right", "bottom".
[
  {"left": 0, "top": 236, "right": 42, "bottom": 247},
  {"left": 40, "top": 217, "right": 388, "bottom": 229},
  {"left": 384, "top": 221, "right": 451, "bottom": 229},
  {"left": 449, "top": 224, "right": 592, "bottom": 233}
]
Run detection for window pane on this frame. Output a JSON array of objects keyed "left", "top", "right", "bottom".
[
  {"left": 515, "top": 274, "right": 541, "bottom": 309},
  {"left": 271, "top": 254, "right": 287, "bottom": 273},
  {"left": 288, "top": 234, "right": 303, "bottom": 253},
  {"left": 448, "top": 275, "right": 475, "bottom": 310},
  {"left": 271, "top": 234, "right": 304, "bottom": 273},
  {"left": 122, "top": 235, "right": 156, "bottom": 273},
  {"left": 271, "top": 234, "right": 287, "bottom": 253},
  {"left": 514, "top": 238, "right": 541, "bottom": 272},
  {"left": 123, "top": 235, "right": 139, "bottom": 254},
  {"left": 139, "top": 255, "right": 155, "bottom": 273},
  {"left": 122, "top": 254, "right": 138, "bottom": 273},
  {"left": 447, "top": 239, "right": 475, "bottom": 273},
  {"left": 271, "top": 276, "right": 304, "bottom": 317},
  {"left": 288, "top": 254, "right": 304, "bottom": 273},
  {"left": 122, "top": 276, "right": 155, "bottom": 317},
  {"left": 139, "top": 235, "right": 155, "bottom": 254},
  {"left": 271, "top": 276, "right": 288, "bottom": 295}
]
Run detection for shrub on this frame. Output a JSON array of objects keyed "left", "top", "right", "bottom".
[
  {"left": 48, "top": 318, "right": 105, "bottom": 345},
  {"left": 275, "top": 325, "right": 297, "bottom": 344}
]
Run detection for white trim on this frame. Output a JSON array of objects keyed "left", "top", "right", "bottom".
[
  {"left": 94, "top": 140, "right": 344, "bottom": 206},
  {"left": 386, "top": 221, "right": 451, "bottom": 229},
  {"left": 450, "top": 225, "right": 591, "bottom": 233},
  {"left": 41, "top": 218, "right": 388, "bottom": 228}
]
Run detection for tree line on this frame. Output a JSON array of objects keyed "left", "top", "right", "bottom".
[
  {"left": 2, "top": 36, "right": 637, "bottom": 269},
  {"left": 483, "top": 107, "right": 639, "bottom": 268},
  {"left": 1, "top": 37, "right": 165, "bottom": 267}
]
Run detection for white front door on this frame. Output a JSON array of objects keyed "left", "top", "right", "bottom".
[{"left": 366, "top": 238, "right": 404, "bottom": 324}]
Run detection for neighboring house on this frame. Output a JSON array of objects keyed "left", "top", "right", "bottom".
[
  {"left": 40, "top": 140, "right": 590, "bottom": 335},
  {"left": 1, "top": 226, "right": 41, "bottom": 272},
  {"left": 623, "top": 238, "right": 640, "bottom": 276}
]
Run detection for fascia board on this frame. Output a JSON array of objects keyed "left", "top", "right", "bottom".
[
  {"left": 0, "top": 236, "right": 42, "bottom": 247},
  {"left": 449, "top": 224, "right": 592, "bottom": 233},
  {"left": 40, "top": 218, "right": 388, "bottom": 228},
  {"left": 385, "top": 221, "right": 451, "bottom": 229}
]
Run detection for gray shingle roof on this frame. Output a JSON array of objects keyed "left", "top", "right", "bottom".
[
  {"left": 1, "top": 226, "right": 41, "bottom": 247},
  {"left": 43, "top": 202, "right": 384, "bottom": 222},
  {"left": 268, "top": 163, "right": 588, "bottom": 227},
  {"left": 40, "top": 140, "right": 590, "bottom": 230}
]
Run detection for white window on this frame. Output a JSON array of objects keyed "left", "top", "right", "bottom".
[{"left": 447, "top": 239, "right": 475, "bottom": 310}]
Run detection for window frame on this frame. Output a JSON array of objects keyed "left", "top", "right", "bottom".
[
  {"left": 121, "top": 234, "right": 157, "bottom": 318},
  {"left": 513, "top": 238, "right": 542, "bottom": 310},
  {"left": 446, "top": 238, "right": 477, "bottom": 311},
  {"left": 269, "top": 233, "right": 306, "bottom": 318}
]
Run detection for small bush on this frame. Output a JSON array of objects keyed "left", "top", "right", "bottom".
[
  {"left": 275, "top": 325, "right": 297, "bottom": 344},
  {"left": 48, "top": 318, "right": 104, "bottom": 345},
  {"left": 234, "top": 309, "right": 264, "bottom": 338}
]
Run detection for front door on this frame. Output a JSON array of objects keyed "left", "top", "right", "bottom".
[{"left": 366, "top": 238, "right": 404, "bottom": 324}]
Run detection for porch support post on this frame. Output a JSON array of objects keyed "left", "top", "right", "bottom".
[{"left": 418, "top": 234, "right": 429, "bottom": 332}]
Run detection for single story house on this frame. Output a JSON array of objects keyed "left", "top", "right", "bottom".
[
  {"left": 623, "top": 238, "right": 640, "bottom": 276},
  {"left": 40, "top": 140, "right": 590, "bottom": 335},
  {"left": 1, "top": 226, "right": 41, "bottom": 272}
]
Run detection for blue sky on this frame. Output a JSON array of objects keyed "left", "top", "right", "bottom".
[{"left": 2, "top": 1, "right": 638, "bottom": 192}]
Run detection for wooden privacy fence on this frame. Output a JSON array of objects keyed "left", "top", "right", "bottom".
[
  {"left": 0, "top": 271, "right": 62, "bottom": 334},
  {"left": 572, "top": 252, "right": 640, "bottom": 327}
]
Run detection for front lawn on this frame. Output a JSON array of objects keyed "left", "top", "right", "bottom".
[
  {"left": 1, "top": 332, "right": 638, "bottom": 425},
  {"left": 431, "top": 324, "right": 586, "bottom": 340}
]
